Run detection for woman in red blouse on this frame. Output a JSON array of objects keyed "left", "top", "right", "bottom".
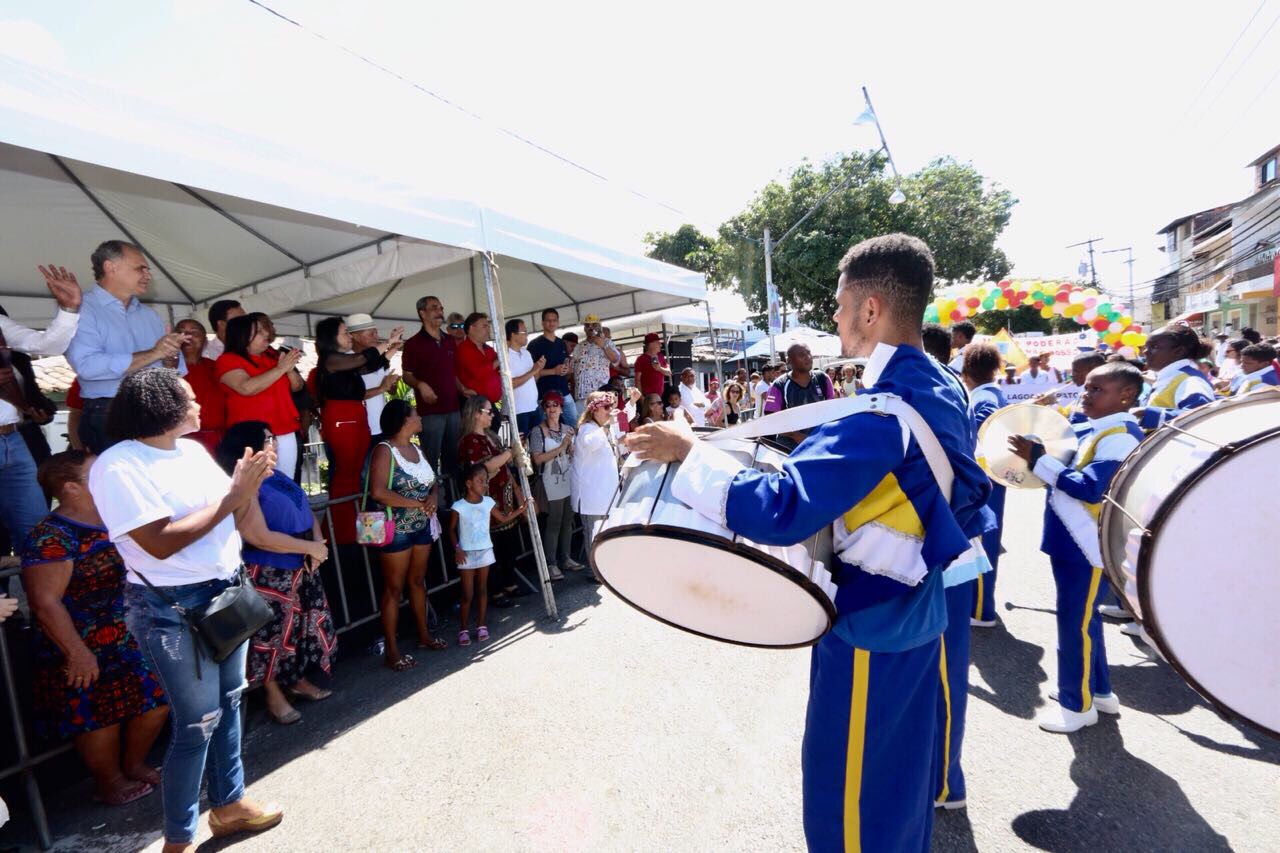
[
  {"left": 458, "top": 394, "right": 527, "bottom": 607},
  {"left": 175, "top": 318, "right": 225, "bottom": 454},
  {"left": 456, "top": 313, "right": 502, "bottom": 403},
  {"left": 215, "top": 314, "right": 302, "bottom": 477}
]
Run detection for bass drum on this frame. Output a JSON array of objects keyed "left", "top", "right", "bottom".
[
  {"left": 1099, "top": 388, "right": 1280, "bottom": 737},
  {"left": 591, "top": 431, "right": 837, "bottom": 649}
]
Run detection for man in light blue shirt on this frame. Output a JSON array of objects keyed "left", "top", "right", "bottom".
[{"left": 65, "top": 240, "right": 186, "bottom": 453}]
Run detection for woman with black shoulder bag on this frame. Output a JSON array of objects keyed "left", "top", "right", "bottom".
[{"left": 88, "top": 369, "right": 283, "bottom": 853}]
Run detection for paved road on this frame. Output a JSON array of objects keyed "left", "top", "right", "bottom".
[{"left": 13, "top": 489, "right": 1279, "bottom": 851}]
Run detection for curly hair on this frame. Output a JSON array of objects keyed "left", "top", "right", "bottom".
[
  {"left": 837, "top": 234, "right": 935, "bottom": 327},
  {"left": 106, "top": 369, "right": 190, "bottom": 441},
  {"left": 962, "top": 342, "right": 1002, "bottom": 384}
]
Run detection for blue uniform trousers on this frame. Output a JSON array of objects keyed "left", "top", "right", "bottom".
[
  {"left": 935, "top": 580, "right": 973, "bottom": 805},
  {"left": 803, "top": 632, "right": 940, "bottom": 853},
  {"left": 972, "top": 484, "right": 1005, "bottom": 622},
  {"left": 1050, "top": 551, "right": 1112, "bottom": 712}
]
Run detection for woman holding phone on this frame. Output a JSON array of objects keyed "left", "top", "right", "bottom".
[{"left": 215, "top": 422, "right": 336, "bottom": 726}]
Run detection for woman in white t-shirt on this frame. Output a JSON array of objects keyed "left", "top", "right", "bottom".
[
  {"left": 89, "top": 369, "right": 283, "bottom": 851},
  {"left": 571, "top": 391, "right": 623, "bottom": 577}
]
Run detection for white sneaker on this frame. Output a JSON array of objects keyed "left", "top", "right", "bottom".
[
  {"left": 562, "top": 559, "right": 586, "bottom": 572},
  {"left": 970, "top": 618, "right": 996, "bottom": 628},
  {"left": 1038, "top": 704, "right": 1099, "bottom": 733},
  {"left": 547, "top": 565, "right": 565, "bottom": 581},
  {"left": 935, "top": 798, "right": 966, "bottom": 810},
  {"left": 1120, "top": 621, "right": 1143, "bottom": 637},
  {"left": 1048, "top": 688, "right": 1119, "bottom": 715},
  {"left": 1099, "top": 604, "right": 1133, "bottom": 620}
]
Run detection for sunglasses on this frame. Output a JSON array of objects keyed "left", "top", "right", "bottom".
[{"left": 449, "top": 322, "right": 465, "bottom": 330}]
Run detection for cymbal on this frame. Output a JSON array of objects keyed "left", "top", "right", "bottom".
[{"left": 977, "top": 404, "right": 1078, "bottom": 489}]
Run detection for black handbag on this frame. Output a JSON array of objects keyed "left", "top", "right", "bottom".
[{"left": 135, "top": 566, "right": 273, "bottom": 677}]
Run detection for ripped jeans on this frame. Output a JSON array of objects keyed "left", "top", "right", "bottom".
[{"left": 125, "top": 579, "right": 249, "bottom": 843}]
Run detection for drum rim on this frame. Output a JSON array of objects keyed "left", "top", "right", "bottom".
[
  {"left": 1132, "top": 424, "right": 1280, "bottom": 739},
  {"left": 589, "top": 523, "right": 837, "bottom": 650}
]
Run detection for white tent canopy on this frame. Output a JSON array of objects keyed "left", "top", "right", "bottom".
[
  {"left": 0, "top": 49, "right": 705, "bottom": 336},
  {"left": 561, "top": 305, "right": 745, "bottom": 344},
  {"left": 732, "top": 326, "right": 843, "bottom": 360}
]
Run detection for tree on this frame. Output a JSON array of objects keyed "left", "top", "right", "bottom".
[
  {"left": 643, "top": 224, "right": 719, "bottom": 277},
  {"left": 645, "top": 154, "right": 1016, "bottom": 331}
]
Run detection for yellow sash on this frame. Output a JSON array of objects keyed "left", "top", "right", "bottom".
[
  {"left": 1148, "top": 372, "right": 1189, "bottom": 409},
  {"left": 1076, "top": 425, "right": 1128, "bottom": 521}
]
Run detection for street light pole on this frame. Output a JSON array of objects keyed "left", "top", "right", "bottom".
[
  {"left": 764, "top": 227, "right": 777, "bottom": 361},
  {"left": 1101, "top": 246, "right": 1135, "bottom": 309}
]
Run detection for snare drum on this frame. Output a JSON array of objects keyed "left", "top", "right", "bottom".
[
  {"left": 1099, "top": 388, "right": 1280, "bottom": 736},
  {"left": 591, "top": 433, "right": 837, "bottom": 649}
]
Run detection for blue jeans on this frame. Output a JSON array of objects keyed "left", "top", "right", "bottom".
[
  {"left": 79, "top": 397, "right": 114, "bottom": 455},
  {"left": 0, "top": 431, "right": 48, "bottom": 551},
  {"left": 125, "top": 579, "right": 249, "bottom": 843}
]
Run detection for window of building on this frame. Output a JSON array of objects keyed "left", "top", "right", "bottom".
[{"left": 1263, "top": 157, "right": 1277, "bottom": 185}]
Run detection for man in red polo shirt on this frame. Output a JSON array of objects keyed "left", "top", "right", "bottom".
[
  {"left": 456, "top": 312, "right": 502, "bottom": 403},
  {"left": 634, "top": 332, "right": 671, "bottom": 398}
]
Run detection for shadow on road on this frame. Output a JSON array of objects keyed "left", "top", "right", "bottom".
[
  {"left": 4, "top": 576, "right": 606, "bottom": 849},
  {"left": 968, "top": 614, "right": 1046, "bottom": 720},
  {"left": 1011, "top": 718, "right": 1232, "bottom": 852},
  {"left": 933, "top": 806, "right": 979, "bottom": 852}
]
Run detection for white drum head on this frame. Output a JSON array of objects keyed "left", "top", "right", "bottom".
[
  {"left": 1141, "top": 435, "right": 1280, "bottom": 737},
  {"left": 592, "top": 530, "right": 834, "bottom": 648}
]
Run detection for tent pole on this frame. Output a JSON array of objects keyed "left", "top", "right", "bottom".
[
  {"left": 704, "top": 300, "right": 722, "bottom": 386},
  {"left": 480, "top": 253, "right": 557, "bottom": 620}
]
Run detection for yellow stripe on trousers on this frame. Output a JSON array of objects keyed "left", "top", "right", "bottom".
[
  {"left": 1079, "top": 567, "right": 1103, "bottom": 710},
  {"left": 844, "top": 648, "right": 871, "bottom": 853},
  {"left": 973, "top": 574, "right": 984, "bottom": 620},
  {"left": 936, "top": 638, "right": 952, "bottom": 804}
]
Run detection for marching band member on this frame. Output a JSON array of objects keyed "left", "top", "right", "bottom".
[
  {"left": 962, "top": 344, "right": 1007, "bottom": 630},
  {"left": 1009, "top": 362, "right": 1144, "bottom": 733},
  {"left": 1060, "top": 351, "right": 1106, "bottom": 425},
  {"left": 628, "top": 235, "right": 991, "bottom": 852},
  {"left": 930, "top": 341, "right": 1002, "bottom": 813},
  {"left": 1234, "top": 343, "right": 1279, "bottom": 394},
  {"left": 1133, "top": 325, "right": 1214, "bottom": 430}
]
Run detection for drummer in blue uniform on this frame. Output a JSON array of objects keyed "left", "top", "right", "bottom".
[
  {"left": 1234, "top": 343, "right": 1279, "bottom": 394},
  {"left": 1008, "top": 361, "right": 1144, "bottom": 733},
  {"left": 627, "top": 234, "right": 990, "bottom": 852},
  {"left": 1134, "top": 324, "right": 1214, "bottom": 430},
  {"left": 962, "top": 343, "right": 1007, "bottom": 630}
]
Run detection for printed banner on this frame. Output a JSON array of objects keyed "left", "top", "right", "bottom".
[
  {"left": 1001, "top": 383, "right": 1081, "bottom": 406},
  {"left": 1015, "top": 330, "right": 1097, "bottom": 360}
]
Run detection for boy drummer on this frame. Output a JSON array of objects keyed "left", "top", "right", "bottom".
[{"left": 1009, "top": 362, "right": 1144, "bottom": 733}]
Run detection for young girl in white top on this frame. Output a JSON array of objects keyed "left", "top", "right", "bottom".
[{"left": 450, "top": 462, "right": 526, "bottom": 646}]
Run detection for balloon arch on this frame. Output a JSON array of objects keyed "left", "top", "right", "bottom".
[{"left": 925, "top": 279, "right": 1148, "bottom": 349}]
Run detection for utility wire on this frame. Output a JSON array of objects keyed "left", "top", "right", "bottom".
[
  {"left": 1186, "top": 0, "right": 1269, "bottom": 113},
  {"left": 1197, "top": 8, "right": 1280, "bottom": 118},
  {"left": 245, "top": 0, "right": 687, "bottom": 216}
]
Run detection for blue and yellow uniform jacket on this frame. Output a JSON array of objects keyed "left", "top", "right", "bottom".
[
  {"left": 1235, "top": 366, "right": 1280, "bottom": 395},
  {"left": 672, "top": 344, "right": 992, "bottom": 652},
  {"left": 1138, "top": 359, "right": 1214, "bottom": 430},
  {"left": 1031, "top": 412, "right": 1143, "bottom": 567}
]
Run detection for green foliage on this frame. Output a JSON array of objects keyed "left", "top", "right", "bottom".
[
  {"left": 646, "top": 154, "right": 1016, "bottom": 332},
  {"left": 972, "top": 306, "right": 1078, "bottom": 336}
]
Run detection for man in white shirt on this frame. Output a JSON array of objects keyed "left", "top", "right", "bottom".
[
  {"left": 678, "top": 367, "right": 708, "bottom": 427},
  {"left": 1, "top": 263, "right": 82, "bottom": 555},
  {"left": 753, "top": 365, "right": 775, "bottom": 419},
  {"left": 1020, "top": 354, "right": 1055, "bottom": 387},
  {"left": 505, "top": 318, "right": 546, "bottom": 435},
  {"left": 204, "top": 299, "right": 244, "bottom": 361},
  {"left": 344, "top": 313, "right": 401, "bottom": 435}
]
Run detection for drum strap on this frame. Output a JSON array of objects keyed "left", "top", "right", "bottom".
[{"left": 706, "top": 393, "right": 955, "bottom": 502}]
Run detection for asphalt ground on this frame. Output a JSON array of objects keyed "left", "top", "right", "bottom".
[{"left": 6, "top": 488, "right": 1277, "bottom": 852}]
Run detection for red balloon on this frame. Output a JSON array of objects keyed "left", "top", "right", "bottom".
[
  {"left": 1008, "top": 297, "right": 1022, "bottom": 308},
  {"left": 1033, "top": 300, "right": 1044, "bottom": 309},
  {"left": 966, "top": 297, "right": 981, "bottom": 309},
  {"left": 998, "top": 280, "right": 1012, "bottom": 288},
  {"left": 1055, "top": 291, "right": 1070, "bottom": 303},
  {"left": 1092, "top": 318, "right": 1109, "bottom": 332}
]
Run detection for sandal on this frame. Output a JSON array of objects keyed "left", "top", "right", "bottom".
[
  {"left": 477, "top": 626, "right": 490, "bottom": 642},
  {"left": 286, "top": 685, "right": 332, "bottom": 702},
  {"left": 94, "top": 781, "right": 154, "bottom": 806},
  {"left": 267, "top": 706, "right": 302, "bottom": 725},
  {"left": 383, "top": 655, "right": 416, "bottom": 672},
  {"left": 419, "top": 637, "right": 448, "bottom": 651},
  {"left": 458, "top": 630, "right": 471, "bottom": 647}
]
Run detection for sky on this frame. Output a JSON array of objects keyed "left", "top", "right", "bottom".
[{"left": 2, "top": 0, "right": 1279, "bottom": 310}]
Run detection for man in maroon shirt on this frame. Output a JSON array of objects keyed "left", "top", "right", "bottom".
[
  {"left": 634, "top": 332, "right": 671, "bottom": 397},
  {"left": 401, "top": 295, "right": 464, "bottom": 481}
]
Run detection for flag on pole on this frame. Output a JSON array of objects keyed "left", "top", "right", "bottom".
[{"left": 990, "top": 328, "right": 1028, "bottom": 369}]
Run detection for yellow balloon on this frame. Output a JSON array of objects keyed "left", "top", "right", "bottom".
[
  {"left": 1133, "top": 333, "right": 1148, "bottom": 348},
  {"left": 1120, "top": 331, "right": 1138, "bottom": 346},
  {"left": 1083, "top": 288, "right": 1100, "bottom": 298},
  {"left": 995, "top": 297, "right": 1009, "bottom": 310},
  {"left": 1040, "top": 306, "right": 1055, "bottom": 319},
  {"left": 1064, "top": 303, "right": 1084, "bottom": 318}
]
